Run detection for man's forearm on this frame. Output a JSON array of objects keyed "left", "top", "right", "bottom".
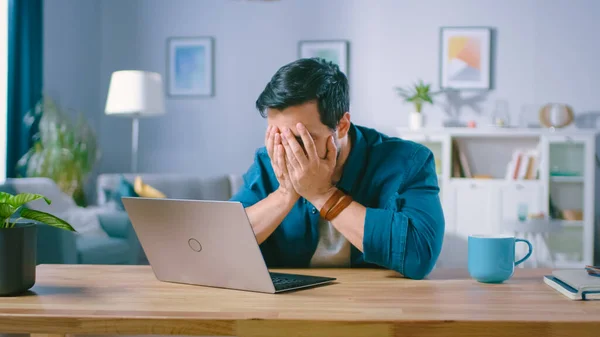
[
  {"left": 309, "top": 188, "right": 366, "bottom": 251},
  {"left": 245, "top": 189, "right": 298, "bottom": 244},
  {"left": 331, "top": 202, "right": 366, "bottom": 251}
]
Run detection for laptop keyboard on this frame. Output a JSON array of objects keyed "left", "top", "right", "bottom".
[{"left": 269, "top": 272, "right": 335, "bottom": 292}]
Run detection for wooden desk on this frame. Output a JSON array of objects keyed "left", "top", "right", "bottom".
[{"left": 0, "top": 265, "right": 598, "bottom": 337}]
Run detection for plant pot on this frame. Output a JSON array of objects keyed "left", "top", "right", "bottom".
[
  {"left": 0, "top": 224, "right": 36, "bottom": 296},
  {"left": 409, "top": 112, "right": 424, "bottom": 130}
]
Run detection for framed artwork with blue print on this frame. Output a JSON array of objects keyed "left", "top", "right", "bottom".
[
  {"left": 298, "top": 40, "right": 349, "bottom": 77},
  {"left": 167, "top": 36, "right": 214, "bottom": 97}
]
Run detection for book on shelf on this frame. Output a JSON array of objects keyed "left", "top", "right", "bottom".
[
  {"left": 451, "top": 139, "right": 472, "bottom": 178},
  {"left": 505, "top": 148, "right": 541, "bottom": 180}
]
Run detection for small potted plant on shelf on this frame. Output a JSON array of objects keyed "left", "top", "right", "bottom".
[
  {"left": 395, "top": 80, "right": 440, "bottom": 130},
  {"left": 0, "top": 192, "right": 74, "bottom": 296}
]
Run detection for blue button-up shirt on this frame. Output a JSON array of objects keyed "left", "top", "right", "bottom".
[{"left": 230, "top": 123, "right": 445, "bottom": 279}]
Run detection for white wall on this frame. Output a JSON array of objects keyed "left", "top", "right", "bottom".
[
  {"left": 90, "top": 0, "right": 600, "bottom": 177},
  {"left": 43, "top": 0, "right": 103, "bottom": 198},
  {"left": 44, "top": 0, "right": 103, "bottom": 125},
  {"left": 43, "top": 0, "right": 600, "bottom": 175}
]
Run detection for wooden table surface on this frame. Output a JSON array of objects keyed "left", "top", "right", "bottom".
[{"left": 0, "top": 265, "right": 598, "bottom": 337}]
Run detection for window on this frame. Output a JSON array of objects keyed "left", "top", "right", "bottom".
[{"left": 0, "top": 0, "right": 7, "bottom": 179}]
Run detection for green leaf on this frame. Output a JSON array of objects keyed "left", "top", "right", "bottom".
[
  {"left": 9, "top": 193, "right": 51, "bottom": 208},
  {"left": 396, "top": 80, "right": 438, "bottom": 109},
  {"left": 20, "top": 208, "right": 75, "bottom": 232},
  {"left": 0, "top": 192, "right": 12, "bottom": 204},
  {"left": 395, "top": 88, "right": 411, "bottom": 97},
  {"left": 0, "top": 204, "right": 16, "bottom": 218}
]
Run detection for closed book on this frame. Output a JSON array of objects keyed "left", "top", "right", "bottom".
[{"left": 544, "top": 269, "right": 600, "bottom": 300}]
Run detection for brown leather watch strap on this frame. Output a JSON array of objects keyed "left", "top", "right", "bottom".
[
  {"left": 325, "top": 194, "right": 353, "bottom": 221},
  {"left": 319, "top": 189, "right": 345, "bottom": 219}
]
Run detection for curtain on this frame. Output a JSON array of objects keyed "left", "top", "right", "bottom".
[{"left": 6, "top": 0, "right": 43, "bottom": 178}]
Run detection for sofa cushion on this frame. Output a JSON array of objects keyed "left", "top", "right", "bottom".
[
  {"left": 76, "top": 236, "right": 131, "bottom": 264},
  {"left": 103, "top": 175, "right": 138, "bottom": 210},
  {"left": 7, "top": 177, "right": 76, "bottom": 213},
  {"left": 133, "top": 176, "right": 166, "bottom": 198},
  {"left": 97, "top": 174, "right": 235, "bottom": 204},
  {"left": 97, "top": 211, "right": 133, "bottom": 239},
  {"left": 0, "top": 184, "right": 16, "bottom": 194}
]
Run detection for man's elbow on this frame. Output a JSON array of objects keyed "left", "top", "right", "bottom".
[
  {"left": 401, "top": 256, "right": 437, "bottom": 280},
  {"left": 399, "top": 232, "right": 443, "bottom": 280}
]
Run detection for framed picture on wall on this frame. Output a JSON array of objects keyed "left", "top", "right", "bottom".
[
  {"left": 298, "top": 40, "right": 349, "bottom": 76},
  {"left": 167, "top": 36, "right": 214, "bottom": 97},
  {"left": 439, "top": 27, "right": 492, "bottom": 90}
]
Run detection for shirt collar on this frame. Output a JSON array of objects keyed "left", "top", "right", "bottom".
[{"left": 336, "top": 123, "right": 368, "bottom": 194}]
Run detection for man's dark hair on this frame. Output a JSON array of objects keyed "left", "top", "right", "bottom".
[{"left": 256, "top": 58, "right": 349, "bottom": 130}]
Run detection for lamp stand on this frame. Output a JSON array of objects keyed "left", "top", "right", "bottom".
[{"left": 131, "top": 116, "right": 139, "bottom": 173}]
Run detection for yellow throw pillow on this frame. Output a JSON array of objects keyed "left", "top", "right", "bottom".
[{"left": 134, "top": 176, "right": 167, "bottom": 198}]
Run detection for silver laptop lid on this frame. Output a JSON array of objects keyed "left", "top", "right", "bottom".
[{"left": 122, "top": 197, "right": 276, "bottom": 293}]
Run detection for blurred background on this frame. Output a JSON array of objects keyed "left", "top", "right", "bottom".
[{"left": 1, "top": 0, "right": 599, "bottom": 268}]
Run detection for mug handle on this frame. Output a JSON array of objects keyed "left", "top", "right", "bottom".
[{"left": 514, "top": 238, "right": 533, "bottom": 266}]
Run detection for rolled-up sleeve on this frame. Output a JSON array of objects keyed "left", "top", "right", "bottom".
[
  {"left": 362, "top": 148, "right": 445, "bottom": 279},
  {"left": 229, "top": 149, "right": 271, "bottom": 207}
]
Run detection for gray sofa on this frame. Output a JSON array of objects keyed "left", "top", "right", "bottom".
[
  {"left": 0, "top": 177, "right": 140, "bottom": 265},
  {"left": 96, "top": 173, "right": 243, "bottom": 206},
  {"left": 0, "top": 174, "right": 244, "bottom": 265},
  {"left": 95, "top": 173, "right": 244, "bottom": 263}
]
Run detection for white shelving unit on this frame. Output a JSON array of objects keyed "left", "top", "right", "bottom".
[
  {"left": 397, "top": 127, "right": 598, "bottom": 269},
  {"left": 550, "top": 176, "right": 584, "bottom": 183}
]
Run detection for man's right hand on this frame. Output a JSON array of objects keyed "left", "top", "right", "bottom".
[
  {"left": 265, "top": 125, "right": 300, "bottom": 202},
  {"left": 244, "top": 125, "right": 301, "bottom": 244}
]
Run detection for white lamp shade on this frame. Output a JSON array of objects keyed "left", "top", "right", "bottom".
[{"left": 105, "top": 70, "right": 166, "bottom": 116}]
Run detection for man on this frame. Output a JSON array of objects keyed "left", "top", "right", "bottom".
[{"left": 230, "top": 58, "right": 444, "bottom": 279}]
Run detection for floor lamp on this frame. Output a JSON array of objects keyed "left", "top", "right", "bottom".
[{"left": 105, "top": 70, "right": 166, "bottom": 173}]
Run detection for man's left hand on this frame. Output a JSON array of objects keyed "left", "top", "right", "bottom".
[{"left": 280, "top": 123, "right": 338, "bottom": 207}]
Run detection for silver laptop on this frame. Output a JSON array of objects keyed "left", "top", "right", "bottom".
[{"left": 121, "top": 197, "right": 336, "bottom": 293}]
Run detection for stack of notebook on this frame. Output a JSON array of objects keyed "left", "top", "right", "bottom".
[{"left": 544, "top": 267, "right": 600, "bottom": 300}]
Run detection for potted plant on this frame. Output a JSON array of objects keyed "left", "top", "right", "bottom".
[
  {"left": 0, "top": 192, "right": 74, "bottom": 296},
  {"left": 395, "top": 80, "right": 440, "bottom": 130},
  {"left": 17, "top": 96, "right": 100, "bottom": 207}
]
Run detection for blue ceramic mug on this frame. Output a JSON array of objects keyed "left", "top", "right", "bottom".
[{"left": 468, "top": 235, "right": 533, "bottom": 283}]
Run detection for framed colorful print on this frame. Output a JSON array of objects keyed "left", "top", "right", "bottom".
[
  {"left": 298, "top": 40, "right": 349, "bottom": 76},
  {"left": 440, "top": 27, "right": 491, "bottom": 90},
  {"left": 167, "top": 37, "right": 214, "bottom": 97}
]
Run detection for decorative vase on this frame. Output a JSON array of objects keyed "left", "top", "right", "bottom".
[
  {"left": 539, "top": 103, "right": 574, "bottom": 128},
  {"left": 0, "top": 224, "right": 37, "bottom": 296},
  {"left": 490, "top": 100, "right": 510, "bottom": 127},
  {"left": 409, "top": 112, "right": 424, "bottom": 130}
]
